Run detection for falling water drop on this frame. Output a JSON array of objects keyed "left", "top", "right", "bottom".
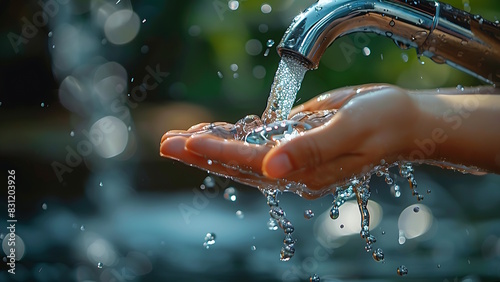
[
  {"left": 203, "top": 233, "right": 216, "bottom": 249},
  {"left": 329, "top": 207, "right": 339, "bottom": 219},
  {"left": 236, "top": 210, "right": 244, "bottom": 219},
  {"left": 99, "top": 181, "right": 103, "bottom": 187},
  {"left": 372, "top": 248, "right": 385, "bottom": 262},
  {"left": 217, "top": 71, "right": 223, "bottom": 78},
  {"left": 48, "top": 31, "right": 53, "bottom": 37},
  {"left": 42, "top": 203, "right": 47, "bottom": 210},
  {"left": 304, "top": 209, "right": 314, "bottom": 219},
  {"left": 230, "top": 64, "right": 239, "bottom": 72},
  {"left": 207, "top": 159, "right": 213, "bottom": 165},
  {"left": 41, "top": 102, "right": 45, "bottom": 107},
  {"left": 251, "top": 245, "right": 257, "bottom": 251},
  {"left": 80, "top": 225, "right": 85, "bottom": 231},
  {"left": 267, "top": 218, "right": 278, "bottom": 230},
  {"left": 97, "top": 262, "right": 103, "bottom": 268},
  {"left": 264, "top": 48, "right": 270, "bottom": 57},
  {"left": 266, "top": 39, "right": 275, "bottom": 48},
  {"left": 70, "top": 131, "right": 75, "bottom": 137},
  {"left": 362, "top": 47, "right": 371, "bottom": 56},
  {"left": 203, "top": 176, "right": 215, "bottom": 188},
  {"left": 397, "top": 265, "right": 408, "bottom": 276},
  {"left": 142, "top": 18, "right": 146, "bottom": 24},
  {"left": 309, "top": 274, "right": 320, "bottom": 282},
  {"left": 223, "top": 187, "right": 237, "bottom": 202}
]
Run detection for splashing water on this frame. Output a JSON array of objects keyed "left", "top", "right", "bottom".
[
  {"left": 304, "top": 209, "right": 314, "bottom": 219},
  {"left": 397, "top": 265, "right": 408, "bottom": 276},
  {"left": 203, "top": 233, "right": 216, "bottom": 249},
  {"left": 309, "top": 274, "right": 320, "bottom": 282}
]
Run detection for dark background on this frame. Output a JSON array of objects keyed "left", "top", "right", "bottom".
[{"left": 0, "top": 0, "right": 500, "bottom": 281}]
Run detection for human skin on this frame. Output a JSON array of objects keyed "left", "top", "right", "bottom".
[{"left": 160, "top": 84, "right": 500, "bottom": 192}]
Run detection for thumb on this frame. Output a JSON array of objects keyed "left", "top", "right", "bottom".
[{"left": 262, "top": 117, "right": 353, "bottom": 178}]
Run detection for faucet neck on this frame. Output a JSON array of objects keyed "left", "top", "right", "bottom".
[{"left": 277, "top": 0, "right": 500, "bottom": 86}]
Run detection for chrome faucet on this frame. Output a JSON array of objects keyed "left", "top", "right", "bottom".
[{"left": 277, "top": 0, "right": 500, "bottom": 86}]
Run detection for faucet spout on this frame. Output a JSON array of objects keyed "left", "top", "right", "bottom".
[{"left": 277, "top": 0, "right": 500, "bottom": 86}]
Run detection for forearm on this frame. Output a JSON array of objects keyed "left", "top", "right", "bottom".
[{"left": 410, "top": 90, "right": 500, "bottom": 173}]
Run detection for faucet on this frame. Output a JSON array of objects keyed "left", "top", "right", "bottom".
[{"left": 277, "top": 0, "right": 500, "bottom": 86}]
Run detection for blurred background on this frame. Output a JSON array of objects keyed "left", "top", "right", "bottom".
[{"left": 1, "top": 0, "right": 500, "bottom": 281}]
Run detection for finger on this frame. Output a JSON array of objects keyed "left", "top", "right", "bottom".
[
  {"left": 160, "top": 136, "right": 243, "bottom": 177},
  {"left": 288, "top": 154, "right": 373, "bottom": 191},
  {"left": 161, "top": 130, "right": 193, "bottom": 144},
  {"left": 262, "top": 112, "right": 360, "bottom": 178},
  {"left": 186, "top": 134, "right": 270, "bottom": 173},
  {"left": 289, "top": 84, "right": 392, "bottom": 118}
]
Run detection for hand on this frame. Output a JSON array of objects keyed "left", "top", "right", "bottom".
[{"left": 160, "top": 84, "right": 419, "bottom": 193}]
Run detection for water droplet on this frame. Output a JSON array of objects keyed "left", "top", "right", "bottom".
[
  {"left": 217, "top": 71, "right": 223, "bottom": 78},
  {"left": 456, "top": 85, "right": 465, "bottom": 91},
  {"left": 97, "top": 262, "right": 103, "bottom": 268},
  {"left": 309, "top": 274, "right": 320, "bottom": 282},
  {"left": 266, "top": 39, "right": 275, "bottom": 48},
  {"left": 224, "top": 187, "right": 237, "bottom": 202},
  {"left": 70, "top": 131, "right": 75, "bottom": 137},
  {"left": 330, "top": 206, "right": 339, "bottom": 219},
  {"left": 141, "top": 45, "right": 149, "bottom": 54},
  {"left": 233, "top": 73, "right": 239, "bottom": 79},
  {"left": 203, "top": 232, "right": 216, "bottom": 249},
  {"left": 41, "top": 102, "right": 45, "bottom": 107},
  {"left": 381, "top": 230, "right": 385, "bottom": 235},
  {"left": 304, "top": 209, "right": 314, "bottom": 219},
  {"left": 340, "top": 224, "right": 344, "bottom": 229},
  {"left": 142, "top": 18, "right": 146, "bottom": 24},
  {"left": 99, "top": 181, "right": 103, "bottom": 187},
  {"left": 80, "top": 225, "right": 85, "bottom": 231},
  {"left": 385, "top": 31, "right": 393, "bottom": 37},
  {"left": 230, "top": 64, "right": 238, "bottom": 72},
  {"left": 389, "top": 19, "right": 395, "bottom": 27},
  {"left": 207, "top": 159, "right": 213, "bottom": 165},
  {"left": 48, "top": 31, "right": 53, "bottom": 37},
  {"left": 42, "top": 203, "right": 47, "bottom": 210},
  {"left": 427, "top": 189, "right": 431, "bottom": 194},
  {"left": 280, "top": 245, "right": 295, "bottom": 261},
  {"left": 397, "top": 265, "right": 408, "bottom": 276},
  {"left": 203, "top": 176, "right": 215, "bottom": 188},
  {"left": 236, "top": 210, "right": 244, "bottom": 219},
  {"left": 264, "top": 48, "right": 270, "bottom": 57},
  {"left": 267, "top": 218, "right": 278, "bottom": 230},
  {"left": 362, "top": 47, "right": 371, "bottom": 56},
  {"left": 251, "top": 245, "right": 257, "bottom": 251},
  {"left": 228, "top": 0, "right": 239, "bottom": 10},
  {"left": 52, "top": 45, "right": 55, "bottom": 49},
  {"left": 413, "top": 206, "right": 420, "bottom": 213},
  {"left": 418, "top": 18, "right": 424, "bottom": 25},
  {"left": 437, "top": 264, "right": 441, "bottom": 268},
  {"left": 261, "top": 4, "right": 272, "bottom": 14},
  {"left": 372, "top": 248, "right": 385, "bottom": 262},
  {"left": 270, "top": 207, "right": 285, "bottom": 219}
]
